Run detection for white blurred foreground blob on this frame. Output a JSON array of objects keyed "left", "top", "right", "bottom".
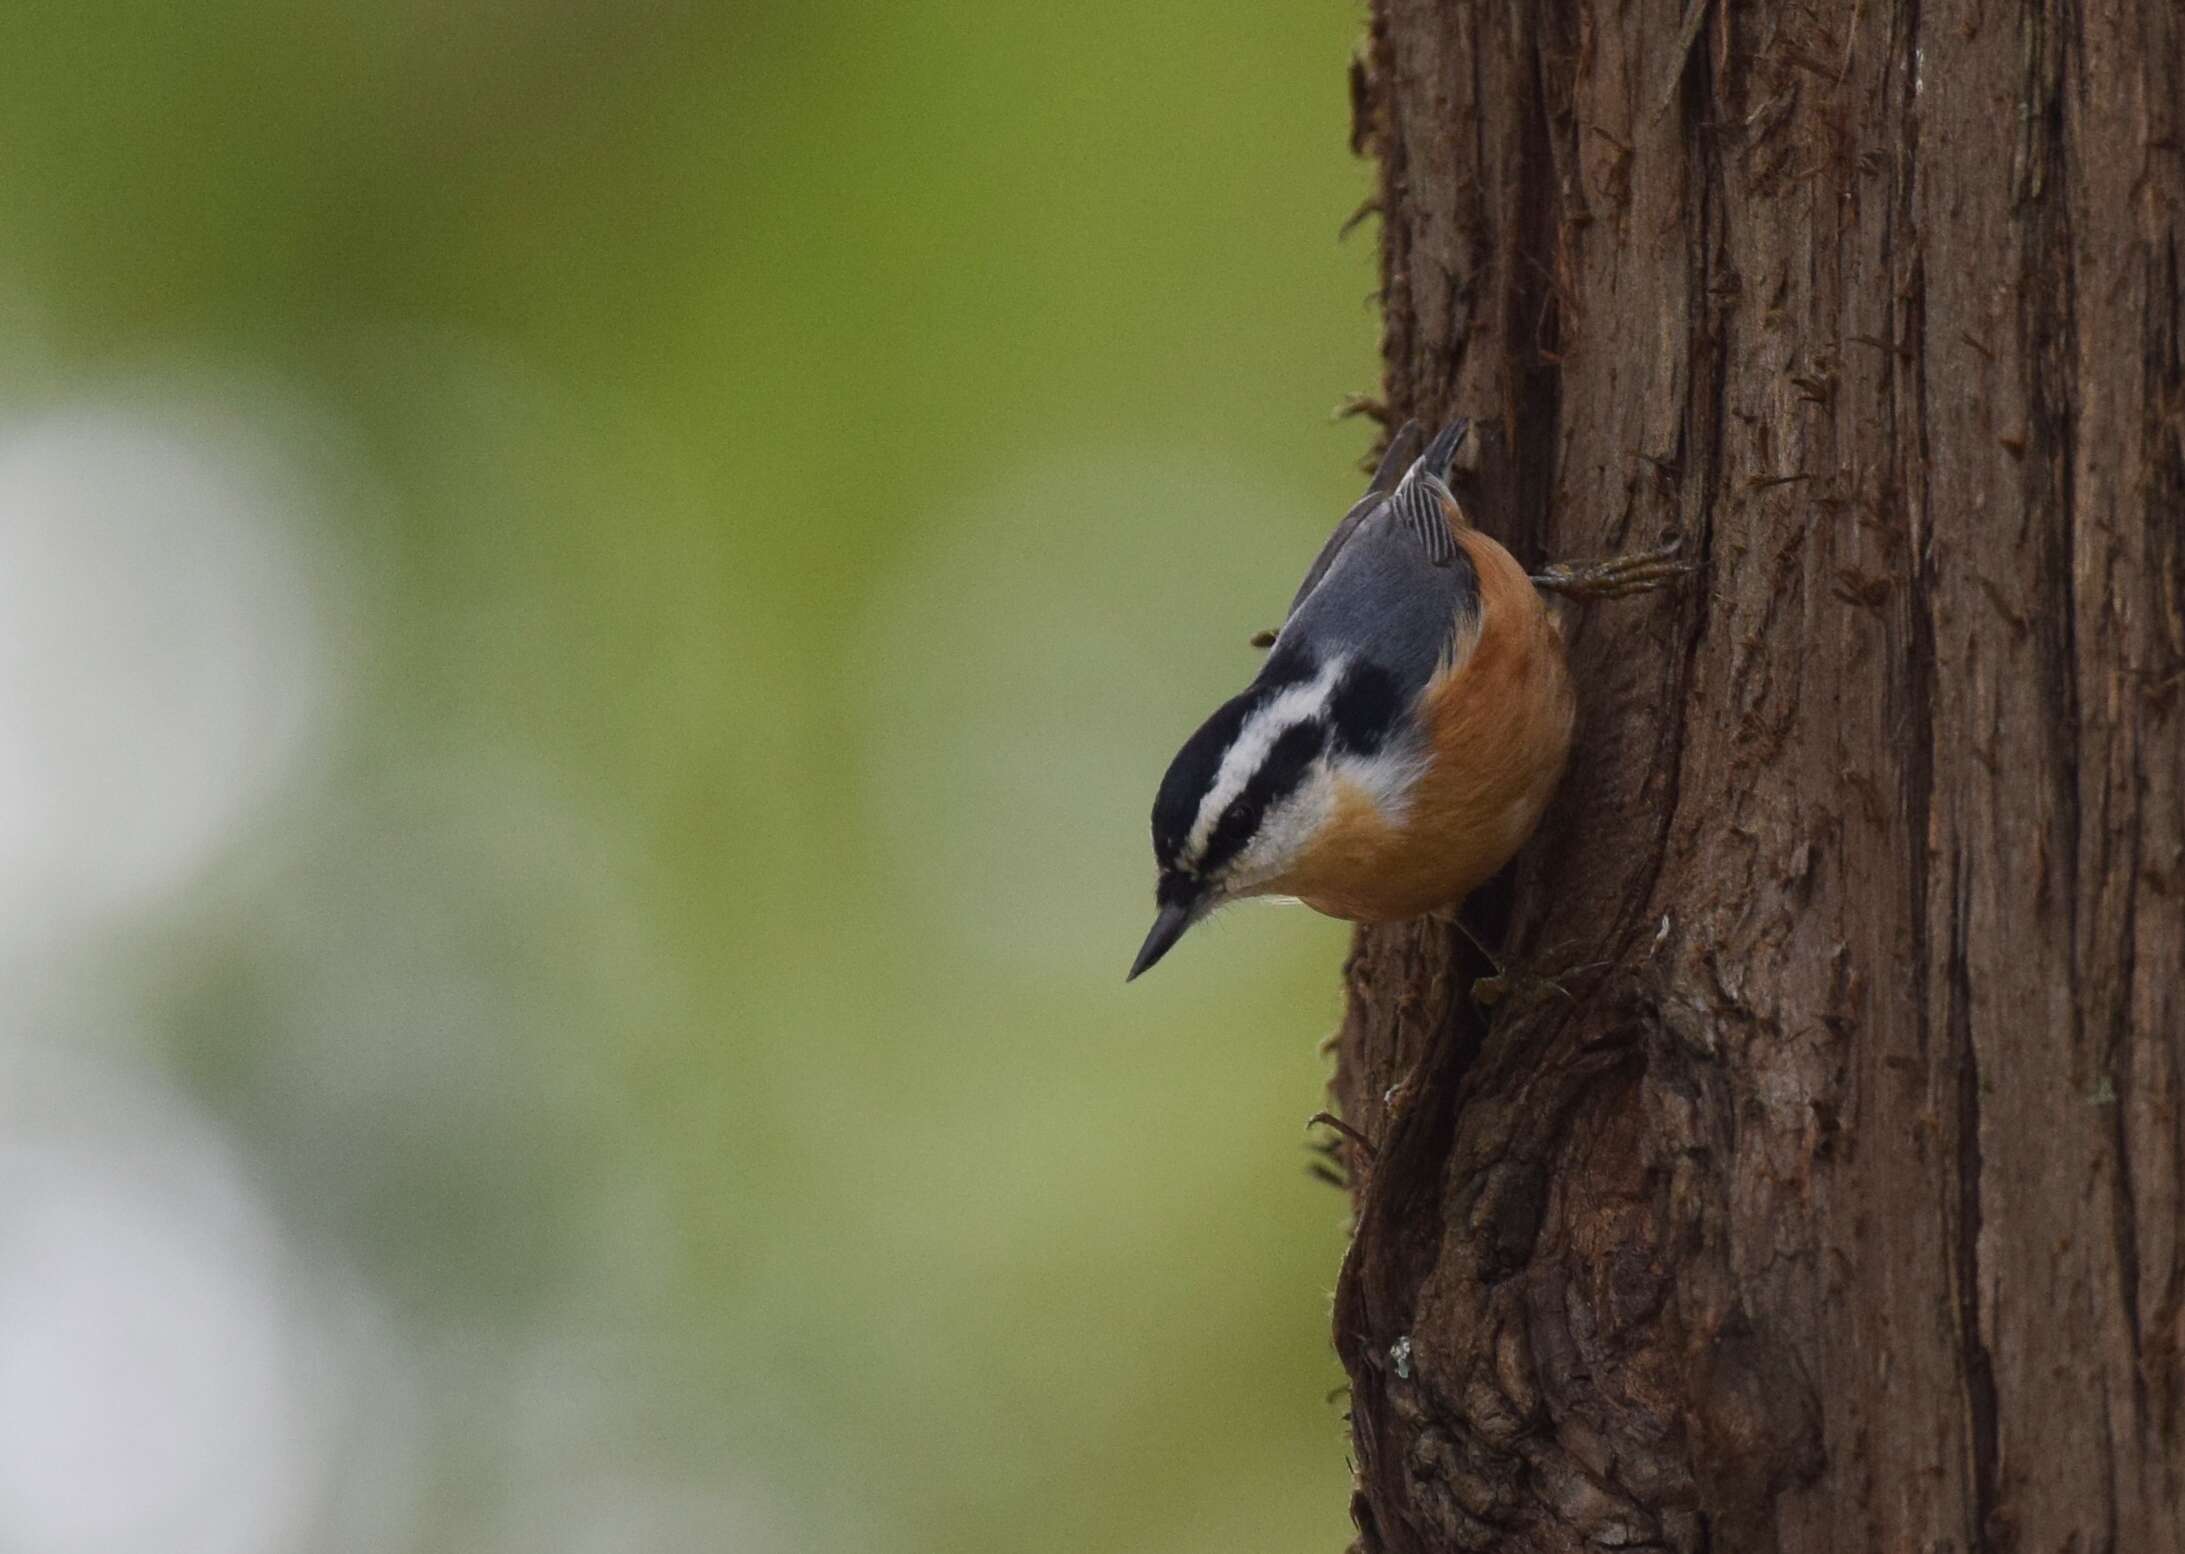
[
  {"left": 0, "top": 399, "right": 334, "bottom": 954},
  {"left": 0, "top": 386, "right": 408, "bottom": 1552},
  {"left": 0, "top": 1047, "right": 420, "bottom": 1554}
]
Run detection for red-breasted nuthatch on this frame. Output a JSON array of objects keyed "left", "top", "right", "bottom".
[{"left": 1128, "top": 418, "right": 1690, "bottom": 980}]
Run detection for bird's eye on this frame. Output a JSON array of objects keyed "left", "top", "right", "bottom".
[{"left": 1198, "top": 796, "right": 1263, "bottom": 878}]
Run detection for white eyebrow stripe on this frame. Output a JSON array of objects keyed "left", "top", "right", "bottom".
[{"left": 1183, "top": 655, "right": 1347, "bottom": 866}]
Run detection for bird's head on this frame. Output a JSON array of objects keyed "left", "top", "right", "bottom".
[{"left": 1129, "top": 647, "right": 1408, "bottom": 979}]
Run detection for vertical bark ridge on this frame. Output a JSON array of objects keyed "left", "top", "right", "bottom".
[{"left": 1948, "top": 842, "right": 2002, "bottom": 1553}]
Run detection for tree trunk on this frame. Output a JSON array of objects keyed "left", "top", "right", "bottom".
[{"left": 1328, "top": 2, "right": 2185, "bottom": 1550}]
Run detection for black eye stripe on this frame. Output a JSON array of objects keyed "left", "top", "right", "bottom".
[
  {"left": 1150, "top": 645, "right": 1328, "bottom": 871},
  {"left": 1191, "top": 657, "right": 1408, "bottom": 878},
  {"left": 1152, "top": 694, "right": 1254, "bottom": 868},
  {"left": 1197, "top": 717, "right": 1327, "bottom": 876}
]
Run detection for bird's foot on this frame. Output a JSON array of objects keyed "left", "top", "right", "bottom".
[{"left": 1530, "top": 537, "right": 1697, "bottom": 601}]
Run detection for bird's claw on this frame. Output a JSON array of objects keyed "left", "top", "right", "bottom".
[{"left": 1530, "top": 537, "right": 1698, "bottom": 601}]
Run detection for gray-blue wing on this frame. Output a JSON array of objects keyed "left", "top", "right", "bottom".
[
  {"left": 1285, "top": 419, "right": 1472, "bottom": 621},
  {"left": 1284, "top": 421, "right": 1424, "bottom": 618},
  {"left": 1276, "top": 416, "right": 1482, "bottom": 706},
  {"left": 1282, "top": 494, "right": 1482, "bottom": 702}
]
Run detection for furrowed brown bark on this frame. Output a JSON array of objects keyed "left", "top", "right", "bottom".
[{"left": 1328, "top": 2, "right": 2185, "bottom": 1550}]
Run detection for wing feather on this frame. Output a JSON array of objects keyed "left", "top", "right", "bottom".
[
  {"left": 1265, "top": 413, "right": 1482, "bottom": 723},
  {"left": 1283, "top": 421, "right": 1424, "bottom": 619},
  {"left": 1388, "top": 479, "right": 1458, "bottom": 567}
]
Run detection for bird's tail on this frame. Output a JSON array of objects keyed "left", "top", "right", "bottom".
[
  {"left": 1416, "top": 418, "right": 1469, "bottom": 488},
  {"left": 1389, "top": 418, "right": 1470, "bottom": 562}
]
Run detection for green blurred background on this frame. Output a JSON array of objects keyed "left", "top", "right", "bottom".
[{"left": 0, "top": 3, "right": 1384, "bottom": 1550}]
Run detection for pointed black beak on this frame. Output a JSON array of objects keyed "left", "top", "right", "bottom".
[{"left": 1127, "top": 902, "right": 1195, "bottom": 982}]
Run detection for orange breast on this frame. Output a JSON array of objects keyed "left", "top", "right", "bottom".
[{"left": 1271, "top": 527, "right": 1576, "bottom": 923}]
